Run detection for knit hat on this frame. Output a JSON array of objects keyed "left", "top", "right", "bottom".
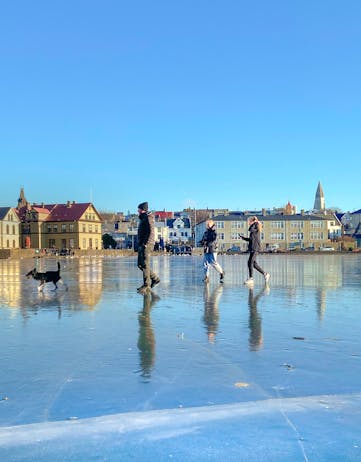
[{"left": 138, "top": 202, "right": 149, "bottom": 211}]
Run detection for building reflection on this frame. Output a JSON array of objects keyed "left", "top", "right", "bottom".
[
  {"left": 203, "top": 285, "right": 223, "bottom": 343},
  {"left": 137, "top": 291, "right": 159, "bottom": 379},
  {"left": 77, "top": 258, "right": 103, "bottom": 308},
  {"left": 248, "top": 287, "right": 269, "bottom": 351},
  {"left": 0, "top": 258, "right": 103, "bottom": 318},
  {"left": 0, "top": 260, "right": 22, "bottom": 309}
]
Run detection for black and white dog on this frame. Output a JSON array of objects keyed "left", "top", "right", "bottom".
[{"left": 26, "top": 262, "right": 67, "bottom": 291}]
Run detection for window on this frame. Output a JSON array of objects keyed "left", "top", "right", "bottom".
[
  {"left": 290, "top": 221, "right": 304, "bottom": 228},
  {"left": 89, "top": 224, "right": 93, "bottom": 233},
  {"left": 290, "top": 233, "right": 304, "bottom": 240},
  {"left": 12, "top": 225, "right": 15, "bottom": 234},
  {"left": 83, "top": 238, "right": 86, "bottom": 248},
  {"left": 69, "top": 224, "right": 74, "bottom": 232},
  {"left": 6, "top": 224, "right": 9, "bottom": 234},
  {"left": 47, "top": 225, "right": 52, "bottom": 233},
  {"left": 310, "top": 232, "right": 324, "bottom": 239},
  {"left": 218, "top": 232, "right": 225, "bottom": 240},
  {"left": 271, "top": 221, "right": 284, "bottom": 229},
  {"left": 61, "top": 224, "right": 67, "bottom": 232},
  {"left": 270, "top": 233, "right": 285, "bottom": 240},
  {"left": 311, "top": 221, "right": 323, "bottom": 228},
  {"left": 231, "top": 232, "right": 242, "bottom": 240},
  {"left": 231, "top": 221, "right": 245, "bottom": 229},
  {"left": 215, "top": 221, "right": 224, "bottom": 229},
  {"left": 53, "top": 224, "right": 58, "bottom": 232},
  {"left": 82, "top": 224, "right": 86, "bottom": 232}
]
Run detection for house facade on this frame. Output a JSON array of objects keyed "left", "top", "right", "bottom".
[
  {"left": 166, "top": 217, "right": 192, "bottom": 244},
  {"left": 0, "top": 207, "right": 21, "bottom": 249},
  {"left": 196, "top": 212, "right": 342, "bottom": 251},
  {"left": 16, "top": 201, "right": 103, "bottom": 250}
]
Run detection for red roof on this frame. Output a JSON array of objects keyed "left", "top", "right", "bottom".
[{"left": 16, "top": 202, "right": 100, "bottom": 222}]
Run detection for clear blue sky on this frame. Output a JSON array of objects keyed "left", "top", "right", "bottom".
[{"left": 1, "top": 1, "right": 360, "bottom": 214}]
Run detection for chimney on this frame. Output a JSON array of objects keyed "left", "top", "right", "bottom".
[{"left": 67, "top": 201, "right": 71, "bottom": 208}]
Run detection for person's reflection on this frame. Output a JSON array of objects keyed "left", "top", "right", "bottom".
[
  {"left": 137, "top": 291, "right": 159, "bottom": 379},
  {"left": 203, "top": 285, "right": 223, "bottom": 343},
  {"left": 248, "top": 286, "right": 269, "bottom": 351}
]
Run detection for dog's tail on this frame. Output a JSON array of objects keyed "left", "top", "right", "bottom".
[{"left": 57, "top": 262, "right": 60, "bottom": 272}]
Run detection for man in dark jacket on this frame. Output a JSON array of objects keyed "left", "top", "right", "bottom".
[
  {"left": 137, "top": 202, "right": 160, "bottom": 293},
  {"left": 200, "top": 219, "right": 225, "bottom": 283}
]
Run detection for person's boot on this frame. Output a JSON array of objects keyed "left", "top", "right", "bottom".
[{"left": 151, "top": 278, "right": 160, "bottom": 288}]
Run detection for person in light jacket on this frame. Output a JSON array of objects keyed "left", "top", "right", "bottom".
[
  {"left": 241, "top": 216, "right": 270, "bottom": 286},
  {"left": 200, "top": 219, "right": 225, "bottom": 283}
]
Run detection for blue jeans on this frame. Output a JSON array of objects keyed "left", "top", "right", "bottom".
[{"left": 203, "top": 252, "right": 223, "bottom": 277}]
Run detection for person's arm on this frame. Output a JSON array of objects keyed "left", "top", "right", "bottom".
[{"left": 143, "top": 219, "right": 151, "bottom": 247}]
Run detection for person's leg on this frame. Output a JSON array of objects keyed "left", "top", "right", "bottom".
[
  {"left": 208, "top": 253, "right": 223, "bottom": 274},
  {"left": 248, "top": 253, "right": 255, "bottom": 278},
  {"left": 252, "top": 254, "right": 265, "bottom": 275},
  {"left": 142, "top": 250, "right": 153, "bottom": 287},
  {"left": 252, "top": 253, "right": 270, "bottom": 282},
  {"left": 203, "top": 254, "right": 210, "bottom": 281}
]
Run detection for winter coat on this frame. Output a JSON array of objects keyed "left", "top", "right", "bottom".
[
  {"left": 200, "top": 226, "right": 218, "bottom": 254},
  {"left": 242, "top": 222, "right": 262, "bottom": 252},
  {"left": 138, "top": 212, "right": 155, "bottom": 249}
]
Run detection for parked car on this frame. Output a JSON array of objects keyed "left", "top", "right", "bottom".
[
  {"left": 227, "top": 246, "right": 241, "bottom": 253},
  {"left": 169, "top": 245, "right": 192, "bottom": 255},
  {"left": 320, "top": 246, "right": 335, "bottom": 251}
]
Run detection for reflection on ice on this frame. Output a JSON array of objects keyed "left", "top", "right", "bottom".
[
  {"left": 0, "top": 254, "right": 361, "bottom": 437},
  {"left": 137, "top": 292, "right": 159, "bottom": 379}
]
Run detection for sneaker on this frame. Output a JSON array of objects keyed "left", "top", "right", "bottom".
[
  {"left": 244, "top": 277, "right": 254, "bottom": 285},
  {"left": 264, "top": 273, "right": 270, "bottom": 283},
  {"left": 220, "top": 272, "right": 225, "bottom": 283},
  {"left": 151, "top": 278, "right": 160, "bottom": 288}
]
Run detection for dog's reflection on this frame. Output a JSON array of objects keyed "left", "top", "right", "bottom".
[
  {"left": 137, "top": 291, "right": 160, "bottom": 379},
  {"left": 203, "top": 285, "right": 223, "bottom": 343},
  {"left": 248, "top": 286, "right": 269, "bottom": 351}
]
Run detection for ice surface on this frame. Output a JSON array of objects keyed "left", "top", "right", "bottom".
[{"left": 1, "top": 254, "right": 361, "bottom": 461}]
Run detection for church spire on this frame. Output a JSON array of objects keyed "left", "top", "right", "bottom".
[
  {"left": 17, "top": 187, "right": 27, "bottom": 209},
  {"left": 313, "top": 181, "right": 325, "bottom": 212}
]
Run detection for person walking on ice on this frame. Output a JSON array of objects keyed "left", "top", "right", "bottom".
[
  {"left": 200, "top": 219, "right": 225, "bottom": 283},
  {"left": 241, "top": 216, "right": 270, "bottom": 286},
  {"left": 136, "top": 202, "right": 160, "bottom": 293}
]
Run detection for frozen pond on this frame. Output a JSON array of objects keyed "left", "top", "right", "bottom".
[{"left": 1, "top": 253, "right": 361, "bottom": 461}]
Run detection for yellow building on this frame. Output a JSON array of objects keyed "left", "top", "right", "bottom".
[
  {"left": 16, "top": 201, "right": 103, "bottom": 251},
  {"left": 197, "top": 212, "right": 341, "bottom": 252},
  {"left": 0, "top": 207, "right": 21, "bottom": 249}
]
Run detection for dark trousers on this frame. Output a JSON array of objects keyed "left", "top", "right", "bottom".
[
  {"left": 138, "top": 246, "right": 159, "bottom": 287},
  {"left": 248, "top": 251, "right": 265, "bottom": 278}
]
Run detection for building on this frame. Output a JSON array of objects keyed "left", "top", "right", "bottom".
[
  {"left": 16, "top": 196, "right": 103, "bottom": 251},
  {"left": 166, "top": 216, "right": 192, "bottom": 244},
  {"left": 0, "top": 207, "right": 21, "bottom": 249},
  {"left": 196, "top": 212, "right": 342, "bottom": 251}
]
